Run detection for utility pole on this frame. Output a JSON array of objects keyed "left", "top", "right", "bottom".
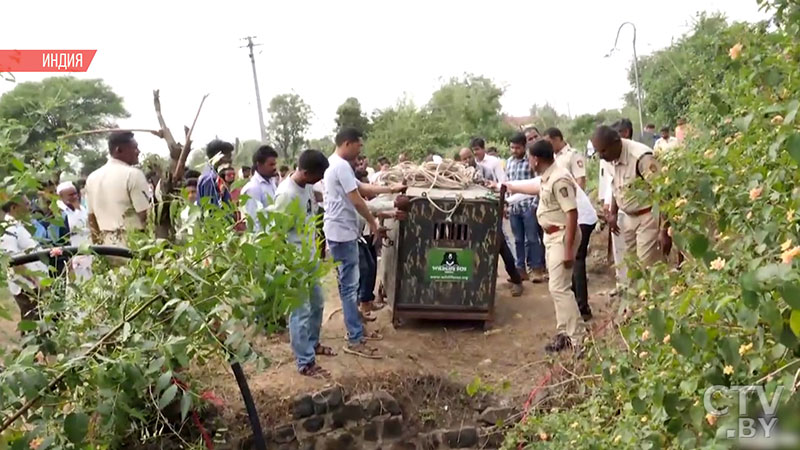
[{"left": 241, "top": 36, "right": 268, "bottom": 143}]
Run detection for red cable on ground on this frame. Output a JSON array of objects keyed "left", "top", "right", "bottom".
[
  {"left": 515, "top": 316, "right": 616, "bottom": 449},
  {"left": 171, "top": 377, "right": 214, "bottom": 450}
]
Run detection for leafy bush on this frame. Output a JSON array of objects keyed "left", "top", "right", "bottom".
[{"left": 505, "top": 3, "right": 800, "bottom": 448}]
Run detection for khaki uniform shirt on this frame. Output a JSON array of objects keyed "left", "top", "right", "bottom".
[
  {"left": 554, "top": 145, "right": 586, "bottom": 180},
  {"left": 85, "top": 157, "right": 151, "bottom": 233},
  {"left": 536, "top": 164, "right": 578, "bottom": 228},
  {"left": 612, "top": 139, "right": 658, "bottom": 214}
]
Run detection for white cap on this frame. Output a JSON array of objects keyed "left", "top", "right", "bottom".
[
  {"left": 432, "top": 155, "right": 443, "bottom": 164},
  {"left": 56, "top": 181, "right": 76, "bottom": 195}
]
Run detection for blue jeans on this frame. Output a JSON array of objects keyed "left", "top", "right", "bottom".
[
  {"left": 327, "top": 240, "right": 364, "bottom": 344},
  {"left": 289, "top": 283, "right": 325, "bottom": 369},
  {"left": 509, "top": 207, "right": 545, "bottom": 271}
]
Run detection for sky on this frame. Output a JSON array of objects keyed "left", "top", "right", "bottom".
[{"left": 1, "top": 0, "right": 764, "bottom": 157}]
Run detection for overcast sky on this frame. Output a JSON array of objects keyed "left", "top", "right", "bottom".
[{"left": 2, "top": 0, "right": 763, "bottom": 156}]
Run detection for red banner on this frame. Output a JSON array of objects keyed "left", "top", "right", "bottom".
[{"left": 0, "top": 50, "right": 97, "bottom": 72}]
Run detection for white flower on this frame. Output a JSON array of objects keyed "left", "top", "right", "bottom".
[{"left": 710, "top": 257, "right": 726, "bottom": 271}]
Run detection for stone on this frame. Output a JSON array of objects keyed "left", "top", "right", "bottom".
[
  {"left": 479, "top": 429, "right": 505, "bottom": 449},
  {"left": 303, "top": 415, "right": 326, "bottom": 433},
  {"left": 382, "top": 416, "right": 404, "bottom": 440},
  {"left": 277, "top": 444, "right": 300, "bottom": 450},
  {"left": 332, "top": 403, "right": 364, "bottom": 428},
  {"left": 274, "top": 424, "right": 297, "bottom": 444},
  {"left": 420, "top": 432, "right": 441, "bottom": 450},
  {"left": 352, "top": 390, "right": 401, "bottom": 418},
  {"left": 389, "top": 443, "right": 416, "bottom": 450},
  {"left": 313, "top": 387, "right": 345, "bottom": 414},
  {"left": 478, "top": 406, "right": 516, "bottom": 426},
  {"left": 363, "top": 420, "right": 380, "bottom": 442},
  {"left": 293, "top": 394, "right": 315, "bottom": 419},
  {"left": 470, "top": 393, "right": 495, "bottom": 412},
  {"left": 322, "top": 431, "right": 358, "bottom": 450},
  {"left": 300, "top": 439, "right": 317, "bottom": 450},
  {"left": 444, "top": 427, "right": 479, "bottom": 448}
]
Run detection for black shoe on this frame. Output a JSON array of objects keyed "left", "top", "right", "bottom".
[
  {"left": 545, "top": 333, "right": 573, "bottom": 353},
  {"left": 581, "top": 311, "right": 593, "bottom": 321}
]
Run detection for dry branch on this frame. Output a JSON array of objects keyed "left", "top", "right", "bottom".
[
  {"left": 173, "top": 94, "right": 209, "bottom": 181},
  {"left": 61, "top": 128, "right": 162, "bottom": 139}
]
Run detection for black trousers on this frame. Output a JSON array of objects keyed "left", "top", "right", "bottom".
[
  {"left": 572, "top": 223, "right": 595, "bottom": 315},
  {"left": 499, "top": 234, "right": 522, "bottom": 284}
]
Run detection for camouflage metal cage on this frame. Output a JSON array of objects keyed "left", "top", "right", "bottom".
[{"left": 382, "top": 185, "right": 503, "bottom": 329}]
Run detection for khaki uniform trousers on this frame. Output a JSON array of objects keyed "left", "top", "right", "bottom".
[
  {"left": 620, "top": 210, "right": 663, "bottom": 270},
  {"left": 544, "top": 228, "right": 585, "bottom": 343}
]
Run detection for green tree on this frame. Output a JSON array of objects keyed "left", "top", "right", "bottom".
[
  {"left": 267, "top": 93, "right": 312, "bottom": 159},
  {"left": 306, "top": 136, "right": 335, "bottom": 153},
  {"left": 528, "top": 103, "right": 570, "bottom": 131},
  {"left": 426, "top": 74, "right": 510, "bottom": 146},
  {"left": 334, "top": 97, "right": 370, "bottom": 135},
  {"left": 233, "top": 139, "right": 262, "bottom": 167},
  {"left": 186, "top": 148, "right": 206, "bottom": 170},
  {"left": 367, "top": 98, "right": 447, "bottom": 162},
  {"left": 0, "top": 76, "right": 128, "bottom": 159}
]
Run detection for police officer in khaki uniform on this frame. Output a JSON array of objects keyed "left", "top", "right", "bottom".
[
  {"left": 591, "top": 125, "right": 671, "bottom": 269},
  {"left": 544, "top": 127, "right": 586, "bottom": 190},
  {"left": 527, "top": 139, "right": 584, "bottom": 353}
]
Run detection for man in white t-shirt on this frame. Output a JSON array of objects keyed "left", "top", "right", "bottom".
[
  {"left": 323, "top": 128, "right": 405, "bottom": 358},
  {"left": 469, "top": 137, "right": 506, "bottom": 183},
  {"left": 1, "top": 196, "right": 49, "bottom": 323},
  {"left": 57, "top": 181, "right": 93, "bottom": 281},
  {"left": 268, "top": 150, "right": 336, "bottom": 378}
]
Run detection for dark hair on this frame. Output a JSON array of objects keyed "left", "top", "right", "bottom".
[
  {"left": 528, "top": 139, "right": 555, "bottom": 161},
  {"left": 252, "top": 145, "right": 278, "bottom": 167},
  {"left": 509, "top": 132, "right": 527, "bottom": 146},
  {"left": 335, "top": 128, "right": 363, "bottom": 146},
  {"left": 185, "top": 178, "right": 198, "bottom": 188},
  {"left": 241, "top": 165, "right": 251, "bottom": 171},
  {"left": 205, "top": 139, "right": 234, "bottom": 159},
  {"left": 356, "top": 155, "right": 366, "bottom": 162},
  {"left": 544, "top": 127, "right": 564, "bottom": 140},
  {"left": 487, "top": 146, "right": 498, "bottom": 154},
  {"left": 593, "top": 125, "right": 622, "bottom": 147},
  {"left": 184, "top": 169, "right": 202, "bottom": 179},
  {"left": 298, "top": 149, "right": 330, "bottom": 176},
  {"left": 377, "top": 156, "right": 390, "bottom": 166},
  {"left": 523, "top": 126, "right": 540, "bottom": 135},
  {"left": 611, "top": 118, "right": 634, "bottom": 137},
  {"left": 1, "top": 199, "right": 16, "bottom": 213},
  {"left": 646, "top": 123, "right": 656, "bottom": 129},
  {"left": 660, "top": 126, "right": 670, "bottom": 133},
  {"left": 469, "top": 137, "right": 485, "bottom": 150},
  {"left": 108, "top": 131, "right": 135, "bottom": 154},
  {"left": 280, "top": 165, "right": 290, "bottom": 173}
]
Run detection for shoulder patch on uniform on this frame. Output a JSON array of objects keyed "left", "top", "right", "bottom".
[
  {"left": 577, "top": 159, "right": 584, "bottom": 168},
  {"left": 559, "top": 187, "right": 569, "bottom": 198}
]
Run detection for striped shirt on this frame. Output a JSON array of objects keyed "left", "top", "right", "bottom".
[{"left": 505, "top": 156, "right": 535, "bottom": 213}]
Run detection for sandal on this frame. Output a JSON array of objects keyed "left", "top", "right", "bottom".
[
  {"left": 361, "top": 302, "right": 386, "bottom": 312},
  {"left": 342, "top": 342, "right": 383, "bottom": 359},
  {"left": 360, "top": 311, "right": 377, "bottom": 323},
  {"left": 298, "top": 363, "right": 331, "bottom": 379},
  {"left": 364, "top": 330, "right": 383, "bottom": 341},
  {"left": 314, "top": 344, "right": 338, "bottom": 357}
]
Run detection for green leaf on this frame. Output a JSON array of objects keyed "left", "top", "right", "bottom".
[
  {"left": 787, "top": 133, "right": 800, "bottom": 166},
  {"left": 786, "top": 100, "right": 800, "bottom": 124},
  {"left": 742, "top": 289, "right": 759, "bottom": 309},
  {"left": 631, "top": 396, "right": 647, "bottom": 414},
  {"left": 63, "top": 412, "right": 89, "bottom": 444},
  {"left": 156, "top": 371, "right": 173, "bottom": 392},
  {"left": 720, "top": 337, "right": 741, "bottom": 368},
  {"left": 693, "top": 327, "right": 709, "bottom": 348},
  {"left": 10, "top": 158, "right": 24, "bottom": 172},
  {"left": 671, "top": 332, "right": 693, "bottom": 357},
  {"left": 173, "top": 301, "right": 190, "bottom": 324},
  {"left": 17, "top": 321, "right": 37, "bottom": 332},
  {"left": 180, "top": 392, "right": 193, "bottom": 422},
  {"left": 688, "top": 234, "right": 709, "bottom": 258},
  {"left": 648, "top": 308, "right": 666, "bottom": 339},
  {"left": 791, "top": 311, "right": 800, "bottom": 337},
  {"left": 159, "top": 384, "right": 179, "bottom": 410},
  {"left": 779, "top": 282, "right": 800, "bottom": 309},
  {"left": 710, "top": 93, "right": 730, "bottom": 115},
  {"left": 465, "top": 376, "right": 481, "bottom": 397}
]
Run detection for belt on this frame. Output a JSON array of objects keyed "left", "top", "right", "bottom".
[
  {"left": 628, "top": 207, "right": 652, "bottom": 217},
  {"left": 543, "top": 225, "right": 565, "bottom": 234}
]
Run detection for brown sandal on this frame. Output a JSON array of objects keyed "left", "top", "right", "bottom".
[
  {"left": 298, "top": 363, "right": 331, "bottom": 379},
  {"left": 314, "top": 344, "right": 338, "bottom": 356},
  {"left": 342, "top": 342, "right": 383, "bottom": 359}
]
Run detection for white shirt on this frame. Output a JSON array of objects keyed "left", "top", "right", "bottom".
[
  {"left": 506, "top": 177, "right": 598, "bottom": 226},
  {"left": 476, "top": 154, "right": 506, "bottom": 183},
  {"left": 368, "top": 171, "right": 382, "bottom": 184},
  {"left": 654, "top": 136, "right": 679, "bottom": 153},
  {"left": 323, "top": 153, "right": 361, "bottom": 242},
  {"left": 57, "top": 200, "right": 90, "bottom": 247},
  {"left": 240, "top": 171, "right": 278, "bottom": 231},
  {"left": 267, "top": 177, "right": 316, "bottom": 251},
  {"left": 1, "top": 214, "right": 49, "bottom": 296}
]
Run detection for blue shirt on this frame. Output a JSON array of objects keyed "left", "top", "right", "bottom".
[
  {"left": 240, "top": 170, "right": 278, "bottom": 231},
  {"left": 506, "top": 156, "right": 535, "bottom": 213},
  {"left": 197, "top": 165, "right": 231, "bottom": 207}
]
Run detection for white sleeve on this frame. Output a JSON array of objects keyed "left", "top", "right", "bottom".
[
  {"left": 603, "top": 175, "right": 613, "bottom": 206},
  {"left": 505, "top": 177, "right": 541, "bottom": 188},
  {"left": 494, "top": 160, "right": 507, "bottom": 183}
]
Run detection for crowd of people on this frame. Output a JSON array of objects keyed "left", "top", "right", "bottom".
[{"left": 2, "top": 116, "right": 680, "bottom": 376}]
